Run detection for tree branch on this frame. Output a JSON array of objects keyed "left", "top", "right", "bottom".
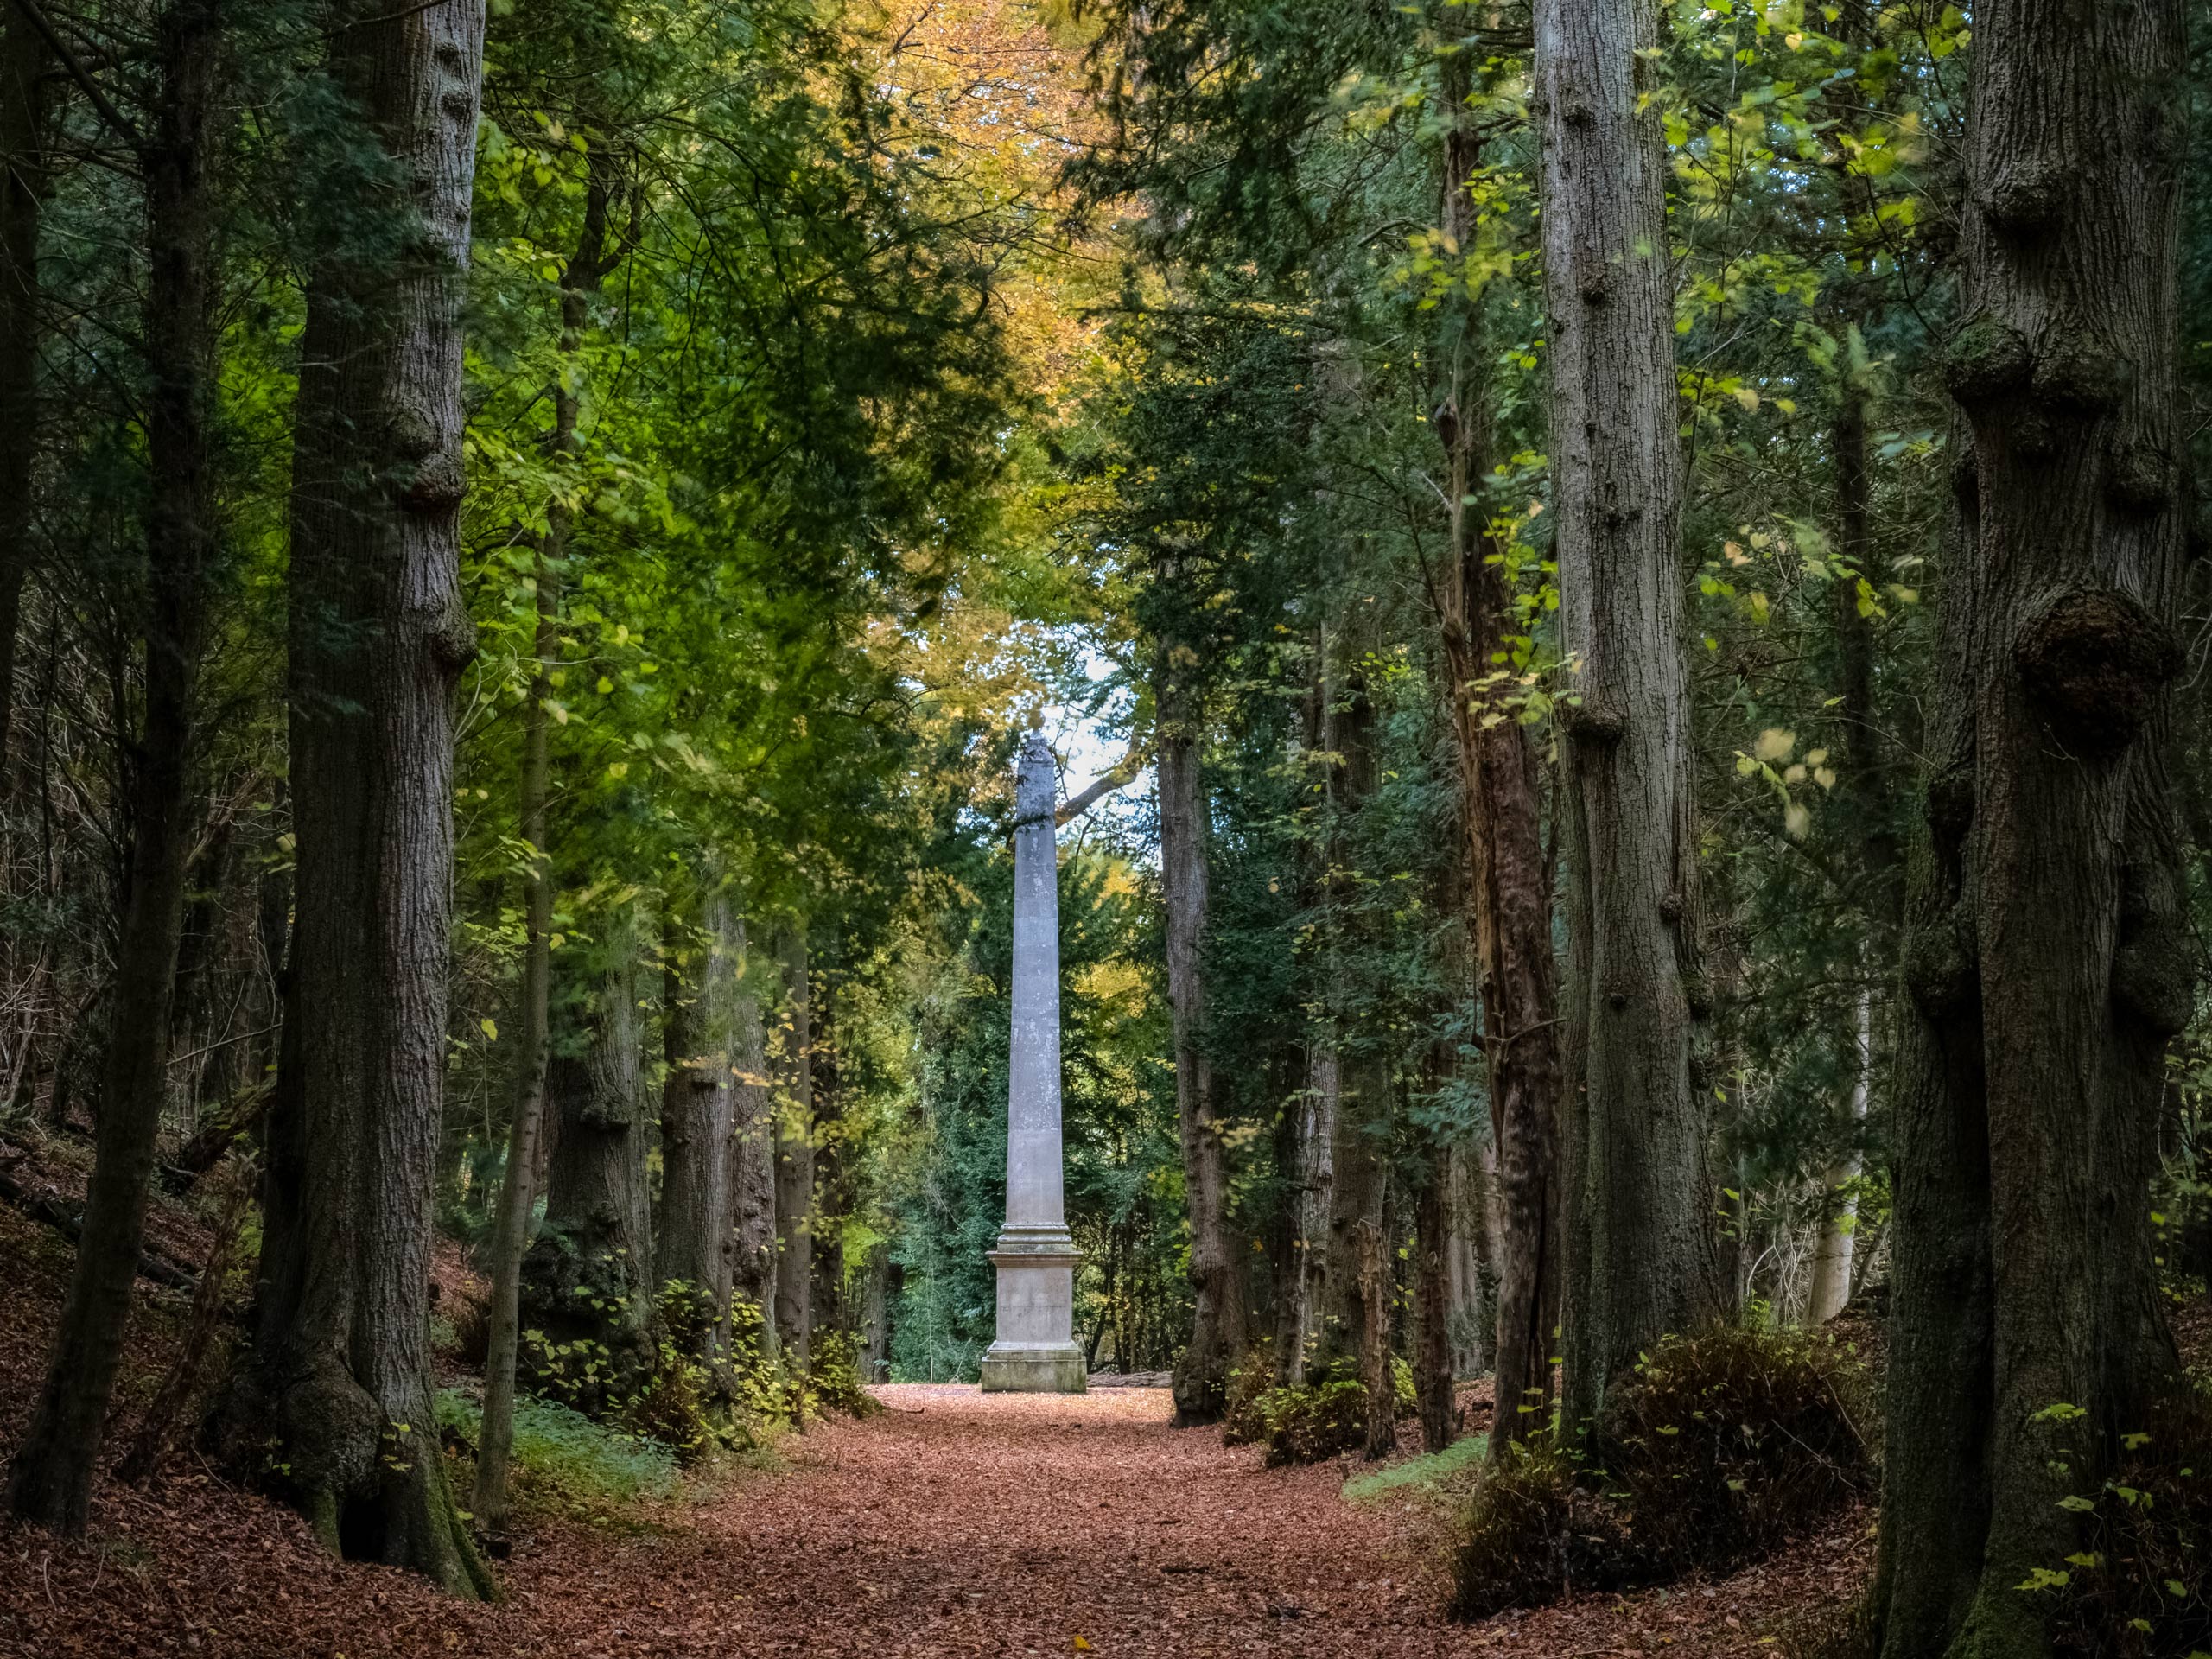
[{"left": 4, "top": 0, "right": 143, "bottom": 156}]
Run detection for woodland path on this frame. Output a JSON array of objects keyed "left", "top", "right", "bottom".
[
  {"left": 632, "top": 1383, "right": 1455, "bottom": 1658},
  {"left": 0, "top": 1351, "right": 1859, "bottom": 1657}
]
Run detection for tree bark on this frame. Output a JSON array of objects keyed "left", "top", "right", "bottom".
[
  {"left": 0, "top": 9, "right": 46, "bottom": 779},
  {"left": 1357, "top": 1212, "right": 1395, "bottom": 1460},
  {"left": 1268, "top": 1069, "right": 1306, "bottom": 1383},
  {"left": 1413, "top": 1160, "right": 1456, "bottom": 1452},
  {"left": 1159, "top": 639, "right": 1245, "bottom": 1425},
  {"left": 728, "top": 914, "right": 777, "bottom": 1355},
  {"left": 231, "top": 0, "right": 492, "bottom": 1597},
  {"left": 658, "top": 887, "right": 741, "bottom": 1358},
  {"left": 7, "top": 0, "right": 221, "bottom": 1535},
  {"left": 1808, "top": 983, "right": 1871, "bottom": 1325},
  {"left": 772, "top": 921, "right": 814, "bottom": 1370},
  {"left": 809, "top": 971, "right": 847, "bottom": 1338},
  {"left": 1432, "top": 30, "right": 1564, "bottom": 1463},
  {"left": 1314, "top": 668, "right": 1389, "bottom": 1387},
  {"left": 1535, "top": 0, "right": 1719, "bottom": 1440},
  {"left": 523, "top": 923, "right": 652, "bottom": 1416},
  {"left": 1874, "top": 7, "right": 2191, "bottom": 1656},
  {"left": 1292, "top": 1042, "right": 1337, "bottom": 1385}
]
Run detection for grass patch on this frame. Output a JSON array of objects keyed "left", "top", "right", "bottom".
[
  {"left": 1344, "top": 1433, "right": 1489, "bottom": 1503},
  {"left": 437, "top": 1388, "right": 678, "bottom": 1524}
]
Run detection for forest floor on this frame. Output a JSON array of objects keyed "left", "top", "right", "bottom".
[{"left": 0, "top": 1135, "right": 1979, "bottom": 1657}]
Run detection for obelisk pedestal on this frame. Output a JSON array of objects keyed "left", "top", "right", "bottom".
[{"left": 979, "top": 729, "right": 1086, "bottom": 1394}]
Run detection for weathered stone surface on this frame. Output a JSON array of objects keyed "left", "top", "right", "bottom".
[{"left": 980, "top": 730, "right": 1085, "bottom": 1395}]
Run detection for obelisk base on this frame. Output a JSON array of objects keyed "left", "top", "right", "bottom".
[{"left": 980, "top": 1227, "right": 1086, "bottom": 1394}]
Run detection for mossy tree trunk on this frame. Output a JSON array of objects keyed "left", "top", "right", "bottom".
[
  {"left": 1160, "top": 634, "right": 1246, "bottom": 1425},
  {"left": 232, "top": 0, "right": 493, "bottom": 1598},
  {"left": 1535, "top": 0, "right": 1720, "bottom": 1440},
  {"left": 1873, "top": 6, "right": 2191, "bottom": 1656},
  {"left": 523, "top": 925, "right": 653, "bottom": 1416},
  {"left": 659, "top": 885, "right": 741, "bottom": 1361},
  {"left": 7, "top": 0, "right": 221, "bottom": 1530}
]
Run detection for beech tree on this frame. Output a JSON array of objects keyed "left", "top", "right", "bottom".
[{"left": 1875, "top": 6, "right": 2196, "bottom": 1654}]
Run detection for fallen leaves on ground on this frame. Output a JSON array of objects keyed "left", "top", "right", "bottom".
[{"left": 0, "top": 1367, "right": 1870, "bottom": 1657}]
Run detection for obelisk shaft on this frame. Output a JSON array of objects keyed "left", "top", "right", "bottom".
[
  {"left": 1005, "top": 733, "right": 1066, "bottom": 1231},
  {"left": 979, "top": 729, "right": 1085, "bottom": 1392}
]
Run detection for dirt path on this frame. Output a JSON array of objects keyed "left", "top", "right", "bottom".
[
  {"left": 2, "top": 1361, "right": 1859, "bottom": 1656},
  {"left": 608, "top": 1384, "right": 1459, "bottom": 1658}
]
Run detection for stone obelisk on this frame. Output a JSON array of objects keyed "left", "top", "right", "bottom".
[{"left": 979, "top": 729, "right": 1086, "bottom": 1393}]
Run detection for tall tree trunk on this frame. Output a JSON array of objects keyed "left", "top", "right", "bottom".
[
  {"left": 472, "top": 149, "right": 615, "bottom": 1535},
  {"left": 858, "top": 1245, "right": 892, "bottom": 1381},
  {"left": 1808, "top": 369, "right": 1895, "bottom": 1328},
  {"left": 772, "top": 921, "right": 814, "bottom": 1371},
  {"left": 1268, "top": 1072, "right": 1305, "bottom": 1383},
  {"left": 7, "top": 0, "right": 220, "bottom": 1535},
  {"left": 1535, "top": 0, "right": 1719, "bottom": 1440},
  {"left": 1433, "top": 29, "right": 1564, "bottom": 1463},
  {"left": 231, "top": 0, "right": 491, "bottom": 1596},
  {"left": 1357, "top": 1211, "right": 1395, "bottom": 1459},
  {"left": 1874, "top": 7, "right": 2191, "bottom": 1656},
  {"left": 1160, "top": 639, "right": 1246, "bottom": 1425},
  {"left": 1413, "top": 1158, "right": 1456, "bottom": 1452},
  {"left": 0, "top": 10, "right": 45, "bottom": 778},
  {"left": 1808, "top": 983, "right": 1871, "bottom": 1325},
  {"left": 1293, "top": 1042, "right": 1337, "bottom": 1385},
  {"left": 1314, "top": 669, "right": 1389, "bottom": 1386},
  {"left": 658, "top": 887, "right": 740, "bottom": 1358},
  {"left": 523, "top": 924, "right": 652, "bottom": 1416},
  {"left": 809, "top": 973, "right": 846, "bottom": 1337},
  {"left": 1446, "top": 1145, "right": 1499, "bottom": 1378},
  {"left": 728, "top": 914, "right": 777, "bottom": 1356}
]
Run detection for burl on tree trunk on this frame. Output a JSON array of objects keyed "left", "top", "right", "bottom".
[
  {"left": 225, "top": 0, "right": 493, "bottom": 1598},
  {"left": 1874, "top": 5, "right": 2193, "bottom": 1656}
]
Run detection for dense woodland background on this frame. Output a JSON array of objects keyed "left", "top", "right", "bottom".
[{"left": 0, "top": 0, "right": 2209, "bottom": 1653}]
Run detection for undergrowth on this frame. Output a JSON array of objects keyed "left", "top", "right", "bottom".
[
  {"left": 2041, "top": 1385, "right": 2212, "bottom": 1657},
  {"left": 1451, "top": 1325, "right": 1873, "bottom": 1618},
  {"left": 1343, "top": 1433, "right": 1489, "bottom": 1504},
  {"left": 437, "top": 1389, "right": 677, "bottom": 1525},
  {"left": 1224, "top": 1357, "right": 1421, "bottom": 1466}
]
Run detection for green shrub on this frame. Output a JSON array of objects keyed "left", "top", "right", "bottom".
[
  {"left": 1451, "top": 1325, "right": 1872, "bottom": 1618},
  {"left": 2042, "top": 1387, "right": 2212, "bottom": 1657},
  {"left": 1451, "top": 1436, "right": 1627, "bottom": 1617},
  {"left": 1220, "top": 1353, "right": 1415, "bottom": 1465},
  {"left": 437, "top": 1389, "right": 677, "bottom": 1522},
  {"left": 1220, "top": 1357, "right": 1274, "bottom": 1447},
  {"left": 810, "top": 1331, "right": 882, "bottom": 1419},
  {"left": 1599, "top": 1324, "right": 1872, "bottom": 1572}
]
